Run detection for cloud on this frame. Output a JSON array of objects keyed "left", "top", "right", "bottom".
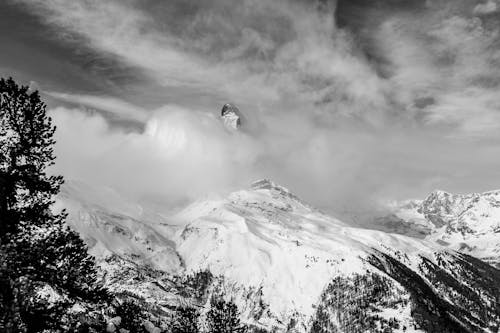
[
  {"left": 23, "top": 0, "right": 500, "bottom": 136},
  {"left": 46, "top": 92, "right": 149, "bottom": 122},
  {"left": 50, "top": 106, "right": 244, "bottom": 205},
  {"left": 473, "top": 0, "right": 498, "bottom": 15},
  {"left": 12, "top": 0, "right": 388, "bottom": 119},
  {"left": 367, "top": 8, "right": 500, "bottom": 136},
  {"left": 9, "top": 0, "right": 500, "bottom": 219}
]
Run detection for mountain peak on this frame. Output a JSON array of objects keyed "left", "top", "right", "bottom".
[
  {"left": 249, "top": 179, "right": 308, "bottom": 208},
  {"left": 376, "top": 187, "right": 500, "bottom": 267},
  {"left": 425, "top": 189, "right": 452, "bottom": 201},
  {"left": 221, "top": 103, "right": 241, "bottom": 130},
  {"left": 60, "top": 179, "right": 500, "bottom": 331},
  {"left": 251, "top": 179, "right": 289, "bottom": 192}
]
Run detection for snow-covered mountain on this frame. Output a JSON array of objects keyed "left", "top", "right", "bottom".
[
  {"left": 59, "top": 180, "right": 500, "bottom": 332},
  {"left": 374, "top": 189, "right": 500, "bottom": 268}
]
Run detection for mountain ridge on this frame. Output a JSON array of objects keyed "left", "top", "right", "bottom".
[
  {"left": 375, "top": 188, "right": 500, "bottom": 268},
  {"left": 59, "top": 180, "right": 500, "bottom": 332}
]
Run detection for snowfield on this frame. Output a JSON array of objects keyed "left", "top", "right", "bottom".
[{"left": 59, "top": 179, "right": 500, "bottom": 332}]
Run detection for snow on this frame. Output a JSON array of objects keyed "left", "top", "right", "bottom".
[
  {"left": 166, "top": 182, "right": 443, "bottom": 322},
  {"left": 36, "top": 284, "right": 65, "bottom": 305},
  {"left": 60, "top": 179, "right": 493, "bottom": 330},
  {"left": 384, "top": 188, "right": 500, "bottom": 265},
  {"left": 376, "top": 303, "right": 425, "bottom": 333},
  {"left": 59, "top": 180, "right": 182, "bottom": 273}
]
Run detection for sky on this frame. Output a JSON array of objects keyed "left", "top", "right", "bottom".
[{"left": 3, "top": 0, "right": 500, "bottom": 218}]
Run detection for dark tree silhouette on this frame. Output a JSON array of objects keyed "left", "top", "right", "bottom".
[
  {"left": 171, "top": 306, "right": 200, "bottom": 333},
  {"left": 0, "top": 78, "right": 108, "bottom": 332},
  {"left": 0, "top": 77, "right": 63, "bottom": 238},
  {"left": 206, "top": 297, "right": 246, "bottom": 333},
  {"left": 115, "top": 300, "right": 146, "bottom": 333}
]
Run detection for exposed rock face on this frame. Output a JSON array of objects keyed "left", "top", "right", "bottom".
[
  {"left": 420, "top": 190, "right": 467, "bottom": 228},
  {"left": 376, "top": 189, "right": 500, "bottom": 267},
  {"left": 221, "top": 103, "right": 241, "bottom": 130}
]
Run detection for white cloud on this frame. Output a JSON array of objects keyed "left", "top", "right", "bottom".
[
  {"left": 47, "top": 92, "right": 148, "bottom": 122},
  {"left": 50, "top": 105, "right": 261, "bottom": 206},
  {"left": 473, "top": 0, "right": 498, "bottom": 15},
  {"left": 12, "top": 0, "right": 500, "bottom": 217},
  {"left": 13, "top": 0, "right": 388, "bottom": 119},
  {"left": 372, "top": 12, "right": 500, "bottom": 136}
]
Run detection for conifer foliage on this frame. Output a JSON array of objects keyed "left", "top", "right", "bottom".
[
  {"left": 206, "top": 297, "right": 246, "bottom": 333},
  {"left": 0, "top": 78, "right": 108, "bottom": 332},
  {"left": 115, "top": 300, "right": 146, "bottom": 332},
  {"left": 171, "top": 306, "right": 200, "bottom": 333},
  {"left": 0, "top": 77, "right": 62, "bottom": 237}
]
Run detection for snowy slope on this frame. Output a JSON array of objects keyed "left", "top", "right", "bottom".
[
  {"left": 57, "top": 180, "right": 183, "bottom": 273},
  {"left": 172, "top": 180, "right": 436, "bottom": 322},
  {"left": 60, "top": 179, "right": 500, "bottom": 332},
  {"left": 376, "top": 189, "right": 500, "bottom": 267}
]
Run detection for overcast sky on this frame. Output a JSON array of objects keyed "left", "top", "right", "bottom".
[{"left": 3, "top": 0, "right": 500, "bottom": 217}]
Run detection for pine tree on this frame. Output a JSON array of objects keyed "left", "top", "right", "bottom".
[
  {"left": 0, "top": 77, "right": 63, "bottom": 238},
  {"left": 115, "top": 300, "right": 145, "bottom": 332},
  {"left": 206, "top": 297, "right": 246, "bottom": 333},
  {"left": 0, "top": 77, "right": 109, "bottom": 332},
  {"left": 171, "top": 306, "right": 200, "bottom": 333}
]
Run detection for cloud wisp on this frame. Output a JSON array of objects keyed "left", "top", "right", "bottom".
[{"left": 9, "top": 0, "right": 500, "bottom": 218}]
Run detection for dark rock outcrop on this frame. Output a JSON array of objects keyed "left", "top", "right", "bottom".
[{"left": 221, "top": 103, "right": 241, "bottom": 130}]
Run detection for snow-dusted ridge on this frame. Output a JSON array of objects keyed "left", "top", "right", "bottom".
[
  {"left": 173, "top": 179, "right": 436, "bottom": 322},
  {"left": 60, "top": 180, "right": 500, "bottom": 332},
  {"left": 376, "top": 188, "right": 500, "bottom": 268}
]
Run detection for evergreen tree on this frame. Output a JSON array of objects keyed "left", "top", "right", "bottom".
[
  {"left": 206, "top": 297, "right": 246, "bottom": 333},
  {"left": 171, "top": 306, "right": 200, "bottom": 333},
  {"left": 115, "top": 300, "right": 145, "bottom": 332},
  {"left": 0, "top": 77, "right": 63, "bottom": 238},
  {"left": 0, "top": 77, "right": 109, "bottom": 332}
]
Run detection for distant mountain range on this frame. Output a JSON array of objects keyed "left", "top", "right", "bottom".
[
  {"left": 59, "top": 179, "right": 500, "bottom": 332},
  {"left": 373, "top": 189, "right": 500, "bottom": 269}
]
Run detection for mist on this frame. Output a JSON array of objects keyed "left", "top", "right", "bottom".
[{"left": 5, "top": 0, "right": 500, "bottom": 219}]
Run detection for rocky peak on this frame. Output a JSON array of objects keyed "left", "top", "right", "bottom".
[
  {"left": 251, "top": 179, "right": 289, "bottom": 192},
  {"left": 378, "top": 188, "right": 500, "bottom": 267},
  {"left": 249, "top": 179, "right": 307, "bottom": 208},
  {"left": 420, "top": 190, "right": 460, "bottom": 227},
  {"left": 419, "top": 189, "right": 495, "bottom": 231},
  {"left": 221, "top": 103, "right": 241, "bottom": 130}
]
